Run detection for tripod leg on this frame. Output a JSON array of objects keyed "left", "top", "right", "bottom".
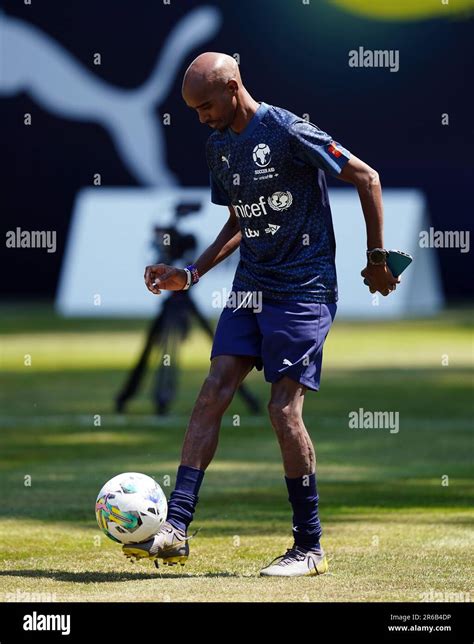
[
  {"left": 153, "top": 329, "right": 182, "bottom": 415},
  {"left": 151, "top": 294, "right": 190, "bottom": 415},
  {"left": 235, "top": 384, "right": 261, "bottom": 414},
  {"left": 115, "top": 312, "right": 164, "bottom": 413},
  {"left": 187, "top": 297, "right": 216, "bottom": 338}
]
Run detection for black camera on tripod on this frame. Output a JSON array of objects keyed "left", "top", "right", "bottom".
[
  {"left": 152, "top": 226, "right": 196, "bottom": 265},
  {"left": 152, "top": 202, "right": 201, "bottom": 265}
]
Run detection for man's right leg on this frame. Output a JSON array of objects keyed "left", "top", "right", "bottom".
[
  {"left": 123, "top": 355, "right": 255, "bottom": 564},
  {"left": 179, "top": 354, "right": 256, "bottom": 471}
]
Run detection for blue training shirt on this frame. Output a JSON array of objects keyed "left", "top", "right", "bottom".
[{"left": 206, "top": 102, "right": 351, "bottom": 303}]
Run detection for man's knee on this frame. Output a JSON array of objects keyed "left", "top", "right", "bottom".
[
  {"left": 267, "top": 399, "right": 302, "bottom": 433},
  {"left": 197, "top": 373, "right": 236, "bottom": 412}
]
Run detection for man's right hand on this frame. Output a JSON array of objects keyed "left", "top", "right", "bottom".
[{"left": 144, "top": 264, "right": 187, "bottom": 295}]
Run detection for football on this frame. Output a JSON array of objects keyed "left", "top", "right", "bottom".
[{"left": 95, "top": 472, "right": 167, "bottom": 544}]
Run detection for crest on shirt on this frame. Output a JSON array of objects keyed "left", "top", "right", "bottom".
[
  {"left": 267, "top": 191, "right": 293, "bottom": 211},
  {"left": 251, "top": 143, "right": 277, "bottom": 181},
  {"left": 252, "top": 143, "right": 271, "bottom": 167}
]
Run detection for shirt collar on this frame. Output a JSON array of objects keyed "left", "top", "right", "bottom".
[{"left": 227, "top": 101, "right": 269, "bottom": 142}]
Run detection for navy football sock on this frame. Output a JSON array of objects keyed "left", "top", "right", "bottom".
[
  {"left": 285, "top": 472, "right": 322, "bottom": 551},
  {"left": 166, "top": 465, "right": 205, "bottom": 533}
]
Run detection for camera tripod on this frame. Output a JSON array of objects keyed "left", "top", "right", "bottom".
[{"left": 116, "top": 290, "right": 260, "bottom": 415}]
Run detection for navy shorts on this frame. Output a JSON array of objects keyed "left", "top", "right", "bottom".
[{"left": 210, "top": 296, "right": 337, "bottom": 391}]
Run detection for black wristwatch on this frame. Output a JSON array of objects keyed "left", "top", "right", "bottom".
[{"left": 366, "top": 248, "right": 388, "bottom": 266}]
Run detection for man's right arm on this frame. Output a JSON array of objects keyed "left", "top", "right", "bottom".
[
  {"left": 194, "top": 205, "right": 241, "bottom": 277},
  {"left": 144, "top": 206, "right": 241, "bottom": 294}
]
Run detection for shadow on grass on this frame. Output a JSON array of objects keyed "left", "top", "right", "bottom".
[
  {"left": 0, "top": 569, "right": 241, "bottom": 583},
  {"left": 2, "top": 478, "right": 473, "bottom": 528}
]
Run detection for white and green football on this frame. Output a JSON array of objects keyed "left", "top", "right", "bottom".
[{"left": 95, "top": 472, "right": 167, "bottom": 544}]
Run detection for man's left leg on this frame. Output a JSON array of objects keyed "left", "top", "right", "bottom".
[{"left": 260, "top": 376, "right": 328, "bottom": 577}]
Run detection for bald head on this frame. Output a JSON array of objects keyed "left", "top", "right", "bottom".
[
  {"left": 182, "top": 52, "right": 256, "bottom": 131},
  {"left": 182, "top": 52, "right": 242, "bottom": 101}
]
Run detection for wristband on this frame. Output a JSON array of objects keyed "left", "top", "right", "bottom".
[
  {"left": 185, "top": 264, "right": 200, "bottom": 286},
  {"left": 181, "top": 268, "right": 192, "bottom": 291}
]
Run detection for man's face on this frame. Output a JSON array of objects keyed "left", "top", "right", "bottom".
[{"left": 183, "top": 82, "right": 236, "bottom": 131}]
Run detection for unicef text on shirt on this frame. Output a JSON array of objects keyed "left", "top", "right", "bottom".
[{"left": 232, "top": 197, "right": 268, "bottom": 218}]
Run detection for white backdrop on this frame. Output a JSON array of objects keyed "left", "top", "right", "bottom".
[{"left": 56, "top": 187, "right": 443, "bottom": 319}]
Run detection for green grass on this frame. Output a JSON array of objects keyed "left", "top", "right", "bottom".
[{"left": 0, "top": 303, "right": 473, "bottom": 602}]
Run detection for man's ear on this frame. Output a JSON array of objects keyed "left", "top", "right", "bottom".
[{"left": 227, "top": 79, "right": 238, "bottom": 95}]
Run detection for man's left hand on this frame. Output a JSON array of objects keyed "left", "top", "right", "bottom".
[{"left": 361, "top": 263, "right": 400, "bottom": 296}]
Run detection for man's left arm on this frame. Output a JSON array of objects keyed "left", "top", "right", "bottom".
[
  {"left": 338, "top": 155, "right": 399, "bottom": 296},
  {"left": 288, "top": 121, "right": 399, "bottom": 296}
]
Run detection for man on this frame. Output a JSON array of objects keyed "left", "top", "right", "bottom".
[{"left": 123, "top": 52, "right": 399, "bottom": 576}]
